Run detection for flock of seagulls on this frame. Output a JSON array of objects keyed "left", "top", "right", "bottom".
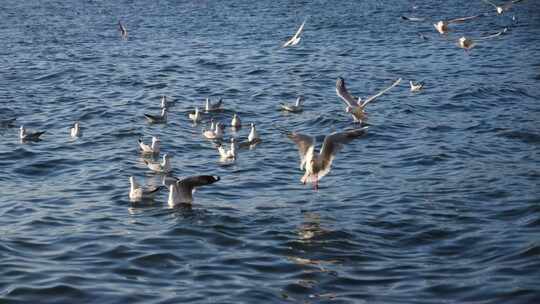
[
  {"left": 401, "top": 0, "right": 523, "bottom": 52},
  {"left": 4, "top": 1, "right": 528, "bottom": 207}
]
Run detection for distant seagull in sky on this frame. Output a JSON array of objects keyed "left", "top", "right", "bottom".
[
  {"left": 280, "top": 126, "right": 369, "bottom": 190},
  {"left": 280, "top": 96, "right": 305, "bottom": 113},
  {"left": 283, "top": 19, "right": 306, "bottom": 48},
  {"left": 433, "top": 15, "right": 483, "bottom": 34},
  {"left": 118, "top": 21, "right": 128, "bottom": 40},
  {"left": 189, "top": 107, "right": 202, "bottom": 123},
  {"left": 19, "top": 126, "right": 45, "bottom": 141},
  {"left": 144, "top": 108, "right": 167, "bottom": 124},
  {"left": 410, "top": 81, "right": 424, "bottom": 92},
  {"left": 139, "top": 136, "right": 160, "bottom": 155},
  {"left": 336, "top": 77, "right": 402, "bottom": 123},
  {"left": 205, "top": 98, "right": 223, "bottom": 112},
  {"left": 70, "top": 122, "right": 81, "bottom": 138},
  {"left": 144, "top": 153, "right": 172, "bottom": 173},
  {"left": 129, "top": 176, "right": 163, "bottom": 202},
  {"left": 482, "top": 0, "right": 524, "bottom": 15},
  {"left": 167, "top": 175, "right": 220, "bottom": 207}
]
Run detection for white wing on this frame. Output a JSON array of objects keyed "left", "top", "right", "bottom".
[
  {"left": 360, "top": 78, "right": 402, "bottom": 107},
  {"left": 318, "top": 127, "right": 368, "bottom": 178},
  {"left": 336, "top": 77, "right": 358, "bottom": 108}
]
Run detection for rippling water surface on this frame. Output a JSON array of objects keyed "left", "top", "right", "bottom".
[{"left": 1, "top": 0, "right": 540, "bottom": 303}]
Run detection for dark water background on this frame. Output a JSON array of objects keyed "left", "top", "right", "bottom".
[{"left": 1, "top": 0, "right": 540, "bottom": 303}]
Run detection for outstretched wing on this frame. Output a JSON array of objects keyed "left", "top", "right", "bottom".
[
  {"left": 292, "top": 19, "right": 306, "bottom": 40},
  {"left": 447, "top": 14, "right": 483, "bottom": 23},
  {"left": 179, "top": 175, "right": 220, "bottom": 190},
  {"left": 482, "top": 0, "right": 498, "bottom": 8},
  {"left": 336, "top": 77, "right": 358, "bottom": 107},
  {"left": 360, "top": 78, "right": 402, "bottom": 107},
  {"left": 287, "top": 131, "right": 315, "bottom": 170},
  {"left": 318, "top": 127, "right": 368, "bottom": 178}
]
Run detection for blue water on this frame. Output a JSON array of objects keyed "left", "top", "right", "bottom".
[{"left": 1, "top": 0, "right": 540, "bottom": 303}]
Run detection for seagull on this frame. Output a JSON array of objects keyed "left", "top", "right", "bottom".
[
  {"left": 433, "top": 15, "right": 483, "bottom": 34},
  {"left": 204, "top": 98, "right": 223, "bottom": 112},
  {"left": 458, "top": 36, "right": 476, "bottom": 51},
  {"left": 144, "top": 153, "right": 172, "bottom": 173},
  {"left": 70, "top": 122, "right": 81, "bottom": 138},
  {"left": 281, "top": 127, "right": 369, "bottom": 190},
  {"left": 189, "top": 107, "right": 202, "bottom": 123},
  {"left": 139, "top": 136, "right": 160, "bottom": 155},
  {"left": 410, "top": 81, "right": 424, "bottom": 92},
  {"left": 283, "top": 19, "right": 306, "bottom": 47},
  {"left": 167, "top": 175, "right": 220, "bottom": 207},
  {"left": 482, "top": 0, "right": 524, "bottom": 15},
  {"left": 336, "top": 77, "right": 402, "bottom": 123},
  {"left": 231, "top": 113, "right": 241, "bottom": 128},
  {"left": 160, "top": 96, "right": 172, "bottom": 108},
  {"left": 218, "top": 138, "right": 237, "bottom": 160},
  {"left": 401, "top": 16, "right": 427, "bottom": 22},
  {"left": 248, "top": 123, "right": 260, "bottom": 143},
  {"left": 118, "top": 21, "right": 128, "bottom": 40},
  {"left": 280, "top": 96, "right": 305, "bottom": 113},
  {"left": 0, "top": 118, "right": 16, "bottom": 128},
  {"left": 19, "top": 126, "right": 45, "bottom": 141},
  {"left": 129, "top": 176, "right": 163, "bottom": 202},
  {"left": 203, "top": 122, "right": 224, "bottom": 140},
  {"left": 144, "top": 108, "right": 167, "bottom": 124}
]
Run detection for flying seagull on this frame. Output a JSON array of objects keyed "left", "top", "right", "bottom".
[
  {"left": 118, "top": 21, "right": 128, "bottom": 40},
  {"left": 281, "top": 126, "right": 369, "bottom": 190},
  {"left": 283, "top": 19, "right": 306, "bottom": 47},
  {"left": 410, "top": 80, "right": 424, "bottom": 92},
  {"left": 70, "top": 122, "right": 81, "bottom": 138},
  {"left": 433, "top": 15, "right": 483, "bottom": 34},
  {"left": 336, "top": 77, "right": 402, "bottom": 123},
  {"left": 482, "top": 0, "right": 524, "bottom": 15},
  {"left": 167, "top": 175, "right": 220, "bottom": 207}
]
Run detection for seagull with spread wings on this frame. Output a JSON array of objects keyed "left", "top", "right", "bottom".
[
  {"left": 482, "top": 0, "right": 524, "bottom": 15},
  {"left": 167, "top": 175, "right": 220, "bottom": 207},
  {"left": 336, "top": 77, "right": 401, "bottom": 123},
  {"left": 281, "top": 127, "right": 368, "bottom": 190},
  {"left": 433, "top": 15, "right": 483, "bottom": 34},
  {"left": 283, "top": 19, "right": 306, "bottom": 48}
]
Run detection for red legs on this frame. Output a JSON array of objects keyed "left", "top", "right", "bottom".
[{"left": 312, "top": 174, "right": 319, "bottom": 190}]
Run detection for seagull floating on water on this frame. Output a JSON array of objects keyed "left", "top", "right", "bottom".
[
  {"left": 433, "top": 15, "right": 483, "bottom": 34},
  {"left": 203, "top": 122, "right": 224, "bottom": 140},
  {"left": 167, "top": 175, "right": 220, "bottom": 207},
  {"left": 281, "top": 126, "right": 369, "bottom": 190},
  {"left": 144, "top": 108, "right": 167, "bottom": 124},
  {"left": 280, "top": 96, "right": 305, "bottom": 113},
  {"left": 482, "top": 0, "right": 524, "bottom": 15},
  {"left": 189, "top": 107, "right": 202, "bottom": 123},
  {"left": 204, "top": 98, "right": 223, "bottom": 112},
  {"left": 129, "top": 176, "right": 163, "bottom": 202},
  {"left": 20, "top": 126, "right": 45, "bottom": 141},
  {"left": 218, "top": 138, "right": 237, "bottom": 160},
  {"left": 231, "top": 113, "right": 241, "bottom": 128},
  {"left": 139, "top": 136, "right": 160, "bottom": 155},
  {"left": 70, "top": 122, "right": 81, "bottom": 138},
  {"left": 410, "top": 81, "right": 424, "bottom": 92},
  {"left": 144, "top": 153, "right": 171, "bottom": 173},
  {"left": 336, "top": 77, "right": 402, "bottom": 123},
  {"left": 283, "top": 19, "right": 306, "bottom": 48},
  {"left": 118, "top": 21, "right": 128, "bottom": 40}
]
